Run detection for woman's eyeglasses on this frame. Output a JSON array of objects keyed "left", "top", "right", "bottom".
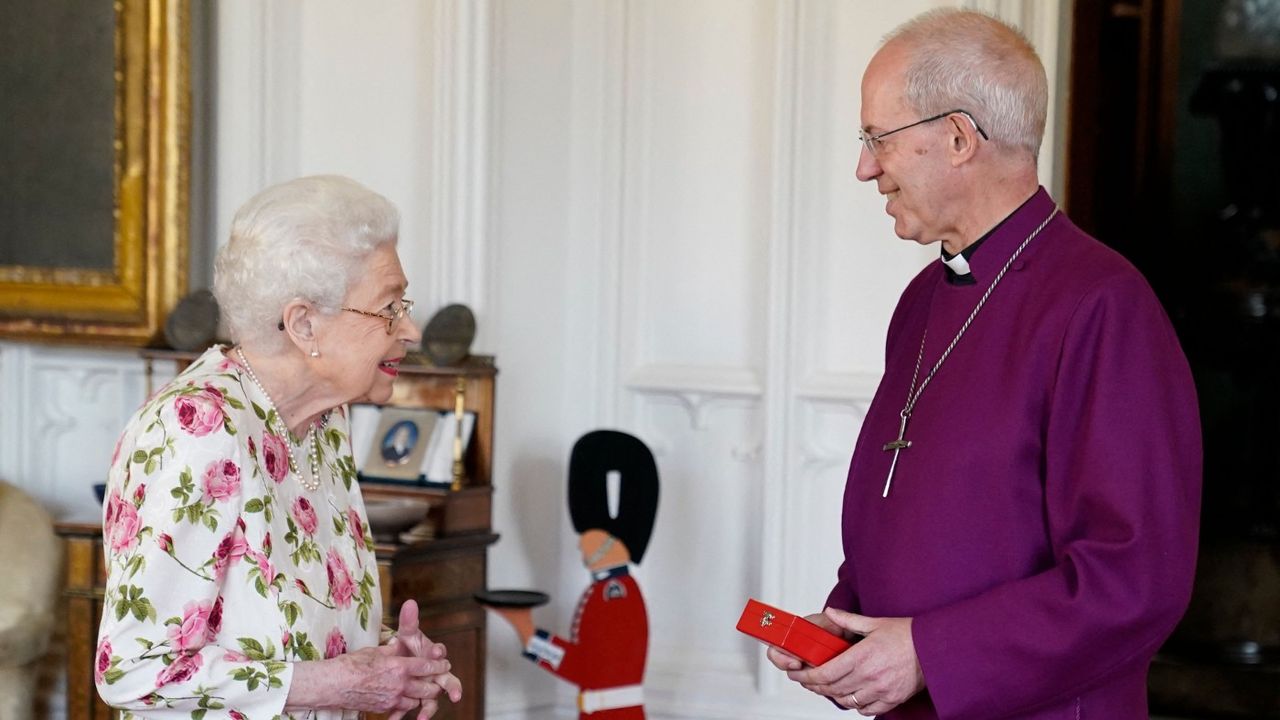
[
  {"left": 276, "top": 298, "right": 416, "bottom": 335},
  {"left": 341, "top": 298, "right": 415, "bottom": 335}
]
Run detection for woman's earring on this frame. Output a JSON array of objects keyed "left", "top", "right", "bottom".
[{"left": 310, "top": 348, "right": 320, "bottom": 358}]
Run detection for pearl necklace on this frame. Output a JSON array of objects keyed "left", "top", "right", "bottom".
[{"left": 235, "top": 346, "right": 326, "bottom": 492}]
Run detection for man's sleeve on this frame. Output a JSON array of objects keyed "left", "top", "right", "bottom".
[{"left": 910, "top": 271, "right": 1202, "bottom": 719}]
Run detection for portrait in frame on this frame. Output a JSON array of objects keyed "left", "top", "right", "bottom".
[
  {"left": 360, "top": 407, "right": 439, "bottom": 483},
  {"left": 0, "top": 0, "right": 189, "bottom": 345}
]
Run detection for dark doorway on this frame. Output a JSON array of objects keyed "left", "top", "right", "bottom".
[{"left": 1067, "top": 0, "right": 1280, "bottom": 717}]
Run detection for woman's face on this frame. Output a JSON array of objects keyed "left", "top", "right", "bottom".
[{"left": 315, "top": 243, "right": 421, "bottom": 405}]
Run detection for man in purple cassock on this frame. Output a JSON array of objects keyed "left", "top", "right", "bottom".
[{"left": 767, "top": 9, "right": 1202, "bottom": 719}]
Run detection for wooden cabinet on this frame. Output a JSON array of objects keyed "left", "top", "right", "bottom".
[
  {"left": 55, "top": 351, "right": 499, "bottom": 720},
  {"left": 56, "top": 522, "right": 112, "bottom": 720}
]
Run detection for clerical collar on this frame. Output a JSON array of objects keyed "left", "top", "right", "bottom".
[
  {"left": 591, "top": 564, "right": 630, "bottom": 581},
  {"left": 940, "top": 242, "right": 983, "bottom": 285},
  {"left": 939, "top": 193, "right": 1037, "bottom": 285}
]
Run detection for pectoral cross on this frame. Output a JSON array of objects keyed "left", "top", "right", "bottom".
[{"left": 881, "top": 412, "right": 911, "bottom": 498}]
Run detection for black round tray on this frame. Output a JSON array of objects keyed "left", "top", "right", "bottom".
[{"left": 473, "top": 589, "right": 550, "bottom": 608}]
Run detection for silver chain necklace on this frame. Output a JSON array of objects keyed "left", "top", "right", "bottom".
[
  {"left": 881, "top": 208, "right": 1059, "bottom": 498},
  {"left": 235, "top": 347, "right": 326, "bottom": 492}
]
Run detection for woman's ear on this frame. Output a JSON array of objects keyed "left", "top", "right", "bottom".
[{"left": 279, "top": 299, "right": 317, "bottom": 353}]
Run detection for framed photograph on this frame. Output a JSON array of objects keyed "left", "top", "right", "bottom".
[
  {"left": 0, "top": 0, "right": 189, "bottom": 344},
  {"left": 359, "top": 407, "right": 438, "bottom": 482}
]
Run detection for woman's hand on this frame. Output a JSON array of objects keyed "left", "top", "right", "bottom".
[
  {"left": 286, "top": 646, "right": 454, "bottom": 717},
  {"left": 285, "top": 601, "right": 461, "bottom": 719},
  {"left": 383, "top": 600, "right": 463, "bottom": 718}
]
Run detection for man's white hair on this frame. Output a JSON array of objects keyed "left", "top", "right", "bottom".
[
  {"left": 885, "top": 8, "right": 1048, "bottom": 159},
  {"left": 214, "top": 175, "right": 400, "bottom": 353}
]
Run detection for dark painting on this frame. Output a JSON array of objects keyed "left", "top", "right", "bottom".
[{"left": 0, "top": 1, "right": 115, "bottom": 270}]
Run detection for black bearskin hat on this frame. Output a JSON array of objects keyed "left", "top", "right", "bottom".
[{"left": 568, "top": 430, "right": 660, "bottom": 564}]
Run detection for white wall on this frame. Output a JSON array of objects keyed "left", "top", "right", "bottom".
[{"left": 0, "top": 1, "right": 1065, "bottom": 717}]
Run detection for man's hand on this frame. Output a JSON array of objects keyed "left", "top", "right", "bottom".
[
  {"left": 784, "top": 608, "right": 924, "bottom": 717},
  {"left": 764, "top": 611, "right": 842, "bottom": 672}
]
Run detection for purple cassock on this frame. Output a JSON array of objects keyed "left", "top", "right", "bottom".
[{"left": 827, "top": 188, "right": 1202, "bottom": 719}]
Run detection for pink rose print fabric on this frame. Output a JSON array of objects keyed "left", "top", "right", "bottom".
[
  {"left": 174, "top": 386, "right": 225, "bottom": 436},
  {"left": 325, "top": 627, "right": 347, "bottom": 660},
  {"left": 202, "top": 458, "right": 242, "bottom": 503},
  {"left": 95, "top": 346, "right": 380, "bottom": 719},
  {"left": 262, "top": 432, "right": 290, "bottom": 483}
]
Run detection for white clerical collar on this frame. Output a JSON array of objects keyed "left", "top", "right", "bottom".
[
  {"left": 941, "top": 252, "right": 971, "bottom": 276},
  {"left": 940, "top": 192, "right": 1039, "bottom": 284}
]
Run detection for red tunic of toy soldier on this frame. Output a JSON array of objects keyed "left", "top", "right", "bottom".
[
  {"left": 525, "top": 565, "right": 648, "bottom": 719},
  {"left": 485, "top": 430, "right": 660, "bottom": 719}
]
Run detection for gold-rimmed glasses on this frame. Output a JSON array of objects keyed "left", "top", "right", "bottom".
[
  {"left": 341, "top": 298, "right": 415, "bottom": 335},
  {"left": 858, "top": 109, "right": 989, "bottom": 157}
]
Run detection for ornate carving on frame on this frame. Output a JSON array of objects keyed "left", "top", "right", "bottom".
[{"left": 0, "top": 0, "right": 188, "bottom": 345}]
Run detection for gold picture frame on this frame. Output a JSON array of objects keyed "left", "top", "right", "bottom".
[{"left": 0, "top": 0, "right": 188, "bottom": 345}]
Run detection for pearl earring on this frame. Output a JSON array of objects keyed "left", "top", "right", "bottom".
[{"left": 310, "top": 349, "right": 320, "bottom": 358}]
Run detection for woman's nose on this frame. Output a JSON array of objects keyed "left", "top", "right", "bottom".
[{"left": 400, "top": 316, "right": 423, "bottom": 344}]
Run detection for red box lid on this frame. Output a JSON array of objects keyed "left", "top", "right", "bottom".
[{"left": 735, "top": 598, "right": 851, "bottom": 666}]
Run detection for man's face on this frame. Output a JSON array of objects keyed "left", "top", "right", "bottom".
[{"left": 855, "top": 43, "right": 951, "bottom": 244}]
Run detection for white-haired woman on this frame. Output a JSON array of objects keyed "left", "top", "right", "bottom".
[{"left": 96, "top": 175, "right": 460, "bottom": 719}]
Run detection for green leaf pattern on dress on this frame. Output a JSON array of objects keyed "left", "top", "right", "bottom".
[{"left": 97, "top": 346, "right": 381, "bottom": 719}]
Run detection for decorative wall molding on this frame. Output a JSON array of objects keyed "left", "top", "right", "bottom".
[
  {"left": 634, "top": 391, "right": 762, "bottom": 445},
  {"left": 566, "top": 0, "right": 628, "bottom": 427},
  {"left": 261, "top": 3, "right": 302, "bottom": 186},
  {"left": 795, "top": 397, "right": 870, "bottom": 469},
  {"left": 0, "top": 344, "right": 26, "bottom": 488},
  {"left": 615, "top": 0, "right": 654, "bottom": 429},
  {"left": 211, "top": 2, "right": 302, "bottom": 252},
  {"left": 427, "top": 0, "right": 494, "bottom": 316},
  {"left": 625, "top": 364, "right": 763, "bottom": 398},
  {"left": 0, "top": 342, "right": 149, "bottom": 525},
  {"left": 756, "top": 0, "right": 802, "bottom": 699},
  {"left": 794, "top": 371, "right": 883, "bottom": 403}
]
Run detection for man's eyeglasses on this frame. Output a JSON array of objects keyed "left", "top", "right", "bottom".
[
  {"left": 858, "top": 109, "right": 989, "bottom": 157},
  {"left": 341, "top": 298, "right": 415, "bottom": 335}
]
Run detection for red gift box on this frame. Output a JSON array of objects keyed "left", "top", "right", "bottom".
[{"left": 735, "top": 598, "right": 852, "bottom": 666}]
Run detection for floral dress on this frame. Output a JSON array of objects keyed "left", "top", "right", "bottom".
[{"left": 96, "top": 346, "right": 381, "bottom": 719}]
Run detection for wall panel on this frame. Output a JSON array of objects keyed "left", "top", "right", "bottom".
[{"left": 623, "top": 0, "right": 776, "bottom": 372}]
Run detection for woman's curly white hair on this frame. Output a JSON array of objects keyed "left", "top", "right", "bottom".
[{"left": 214, "top": 175, "right": 400, "bottom": 353}]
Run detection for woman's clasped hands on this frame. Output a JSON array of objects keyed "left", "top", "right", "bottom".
[{"left": 288, "top": 600, "right": 462, "bottom": 718}]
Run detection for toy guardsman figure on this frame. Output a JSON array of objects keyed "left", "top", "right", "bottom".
[{"left": 485, "top": 430, "right": 659, "bottom": 719}]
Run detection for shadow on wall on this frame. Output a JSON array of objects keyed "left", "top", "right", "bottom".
[{"left": 498, "top": 452, "right": 566, "bottom": 587}]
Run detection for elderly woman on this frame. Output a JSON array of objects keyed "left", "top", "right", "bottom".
[{"left": 96, "top": 175, "right": 461, "bottom": 719}]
